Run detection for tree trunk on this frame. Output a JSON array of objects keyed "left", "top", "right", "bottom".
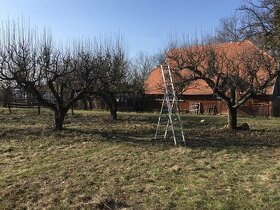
[
  {"left": 228, "top": 106, "right": 237, "bottom": 130},
  {"left": 101, "top": 93, "right": 118, "bottom": 120},
  {"left": 88, "top": 98, "right": 93, "bottom": 110},
  {"left": 110, "top": 107, "right": 117, "bottom": 120},
  {"left": 54, "top": 109, "right": 65, "bottom": 130},
  {"left": 107, "top": 101, "right": 118, "bottom": 120},
  {"left": 82, "top": 98, "right": 88, "bottom": 110}
]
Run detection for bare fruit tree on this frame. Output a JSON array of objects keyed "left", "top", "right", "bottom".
[
  {"left": 168, "top": 40, "right": 277, "bottom": 129},
  {"left": 0, "top": 22, "right": 96, "bottom": 129},
  {"left": 128, "top": 52, "right": 158, "bottom": 111},
  {"left": 0, "top": 21, "right": 130, "bottom": 127},
  {"left": 91, "top": 38, "right": 129, "bottom": 120}
]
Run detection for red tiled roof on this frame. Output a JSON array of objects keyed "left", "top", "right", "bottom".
[
  {"left": 145, "top": 41, "right": 276, "bottom": 96},
  {"left": 145, "top": 67, "right": 213, "bottom": 95}
]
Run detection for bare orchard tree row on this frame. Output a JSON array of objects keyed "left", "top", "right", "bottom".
[{"left": 0, "top": 22, "right": 129, "bottom": 129}]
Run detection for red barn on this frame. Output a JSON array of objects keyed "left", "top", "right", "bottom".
[{"left": 144, "top": 41, "right": 280, "bottom": 117}]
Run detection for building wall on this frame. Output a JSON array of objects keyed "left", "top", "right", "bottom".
[
  {"left": 272, "top": 98, "right": 280, "bottom": 117},
  {"left": 143, "top": 94, "right": 274, "bottom": 117},
  {"left": 271, "top": 76, "right": 280, "bottom": 117},
  {"left": 143, "top": 95, "right": 226, "bottom": 114}
]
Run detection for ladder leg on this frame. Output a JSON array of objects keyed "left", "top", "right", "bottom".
[
  {"left": 164, "top": 98, "right": 175, "bottom": 139},
  {"left": 166, "top": 96, "right": 177, "bottom": 145},
  {"left": 164, "top": 118, "right": 169, "bottom": 138},
  {"left": 168, "top": 112, "right": 176, "bottom": 145},
  {"left": 175, "top": 99, "right": 186, "bottom": 145},
  {"left": 154, "top": 96, "right": 165, "bottom": 139}
]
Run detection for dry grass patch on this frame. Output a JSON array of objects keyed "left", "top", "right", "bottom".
[{"left": 0, "top": 108, "right": 279, "bottom": 209}]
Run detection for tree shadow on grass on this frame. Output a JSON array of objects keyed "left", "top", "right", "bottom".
[
  {"left": 2, "top": 111, "right": 280, "bottom": 150},
  {"left": 65, "top": 125, "right": 280, "bottom": 150},
  {"left": 185, "top": 129, "right": 280, "bottom": 148},
  {"left": 65, "top": 126, "right": 176, "bottom": 149}
]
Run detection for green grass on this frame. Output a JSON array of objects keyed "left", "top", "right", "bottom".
[{"left": 0, "top": 108, "right": 279, "bottom": 209}]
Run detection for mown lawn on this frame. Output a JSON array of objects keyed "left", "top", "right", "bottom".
[{"left": 0, "top": 108, "right": 279, "bottom": 209}]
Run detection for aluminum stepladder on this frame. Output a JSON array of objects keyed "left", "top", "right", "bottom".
[{"left": 154, "top": 65, "right": 186, "bottom": 146}]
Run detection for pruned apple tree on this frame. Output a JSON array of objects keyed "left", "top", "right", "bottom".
[
  {"left": 0, "top": 21, "right": 128, "bottom": 129},
  {"left": 167, "top": 41, "right": 277, "bottom": 129}
]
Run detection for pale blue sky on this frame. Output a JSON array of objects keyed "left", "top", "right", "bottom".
[{"left": 0, "top": 0, "right": 244, "bottom": 57}]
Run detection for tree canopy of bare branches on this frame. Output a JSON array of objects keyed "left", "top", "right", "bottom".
[
  {"left": 129, "top": 52, "right": 158, "bottom": 93},
  {"left": 168, "top": 40, "right": 277, "bottom": 129},
  {"left": 91, "top": 39, "right": 129, "bottom": 120},
  {"left": 215, "top": 15, "right": 245, "bottom": 43},
  {"left": 0, "top": 21, "right": 128, "bottom": 129},
  {"left": 240, "top": 0, "right": 280, "bottom": 60}
]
